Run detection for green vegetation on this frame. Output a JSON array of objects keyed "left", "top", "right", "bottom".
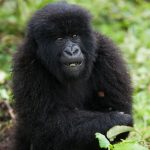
[
  {"left": 96, "top": 126, "right": 148, "bottom": 150},
  {"left": 0, "top": 0, "right": 150, "bottom": 149}
]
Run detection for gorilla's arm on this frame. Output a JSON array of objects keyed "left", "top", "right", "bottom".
[
  {"left": 32, "top": 110, "right": 131, "bottom": 150},
  {"left": 90, "top": 33, "right": 132, "bottom": 114}
]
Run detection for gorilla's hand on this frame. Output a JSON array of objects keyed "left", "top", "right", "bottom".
[{"left": 111, "top": 112, "right": 133, "bottom": 127}]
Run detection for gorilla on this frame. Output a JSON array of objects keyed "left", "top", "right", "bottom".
[{"left": 12, "top": 2, "right": 133, "bottom": 150}]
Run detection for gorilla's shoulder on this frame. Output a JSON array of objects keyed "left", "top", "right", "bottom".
[{"left": 94, "top": 31, "right": 120, "bottom": 55}]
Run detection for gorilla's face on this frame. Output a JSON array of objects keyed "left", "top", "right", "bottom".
[
  {"left": 55, "top": 34, "right": 85, "bottom": 77},
  {"left": 29, "top": 3, "right": 96, "bottom": 81}
]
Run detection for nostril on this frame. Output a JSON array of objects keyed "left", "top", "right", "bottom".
[
  {"left": 72, "top": 46, "right": 80, "bottom": 55},
  {"left": 64, "top": 49, "right": 73, "bottom": 56},
  {"left": 73, "top": 48, "right": 79, "bottom": 55}
]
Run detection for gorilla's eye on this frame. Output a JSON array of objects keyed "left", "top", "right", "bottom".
[
  {"left": 72, "top": 34, "right": 78, "bottom": 38},
  {"left": 56, "top": 37, "right": 63, "bottom": 41}
]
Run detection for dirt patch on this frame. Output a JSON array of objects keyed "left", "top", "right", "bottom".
[
  {"left": 0, "top": 101, "right": 15, "bottom": 150},
  {"left": 0, "top": 125, "right": 14, "bottom": 150},
  {"left": 0, "top": 134, "right": 13, "bottom": 150}
]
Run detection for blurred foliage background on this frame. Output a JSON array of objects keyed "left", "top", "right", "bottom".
[{"left": 0, "top": 0, "right": 150, "bottom": 149}]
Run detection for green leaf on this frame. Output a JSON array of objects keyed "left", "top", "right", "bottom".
[
  {"left": 113, "top": 141, "right": 148, "bottom": 150},
  {"left": 107, "top": 125, "right": 134, "bottom": 142},
  {"left": 0, "top": 71, "right": 7, "bottom": 84},
  {"left": 0, "top": 88, "right": 9, "bottom": 100},
  {"left": 95, "top": 133, "right": 111, "bottom": 149}
]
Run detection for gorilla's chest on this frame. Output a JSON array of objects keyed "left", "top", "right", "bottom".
[{"left": 51, "top": 81, "right": 91, "bottom": 110}]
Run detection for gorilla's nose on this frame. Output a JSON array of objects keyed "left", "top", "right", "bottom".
[{"left": 63, "top": 45, "right": 81, "bottom": 58}]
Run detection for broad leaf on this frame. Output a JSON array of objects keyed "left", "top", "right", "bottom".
[
  {"left": 107, "top": 125, "right": 133, "bottom": 141},
  {"left": 95, "top": 133, "right": 111, "bottom": 149}
]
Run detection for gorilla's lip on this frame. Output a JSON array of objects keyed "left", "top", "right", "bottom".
[
  {"left": 63, "top": 61, "right": 82, "bottom": 67},
  {"left": 60, "top": 57, "right": 84, "bottom": 68},
  {"left": 61, "top": 59, "right": 85, "bottom": 72}
]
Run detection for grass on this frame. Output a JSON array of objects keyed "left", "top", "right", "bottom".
[{"left": 0, "top": 0, "right": 150, "bottom": 149}]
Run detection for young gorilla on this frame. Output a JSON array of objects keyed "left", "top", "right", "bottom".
[{"left": 12, "top": 2, "right": 133, "bottom": 150}]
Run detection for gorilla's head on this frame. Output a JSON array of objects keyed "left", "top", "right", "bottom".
[{"left": 28, "top": 3, "right": 96, "bottom": 81}]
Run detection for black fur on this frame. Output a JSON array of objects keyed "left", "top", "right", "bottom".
[{"left": 12, "top": 3, "right": 133, "bottom": 150}]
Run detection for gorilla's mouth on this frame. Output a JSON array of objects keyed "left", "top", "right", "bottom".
[
  {"left": 64, "top": 61, "right": 82, "bottom": 67},
  {"left": 62, "top": 60, "right": 84, "bottom": 71},
  {"left": 61, "top": 58, "right": 85, "bottom": 76}
]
